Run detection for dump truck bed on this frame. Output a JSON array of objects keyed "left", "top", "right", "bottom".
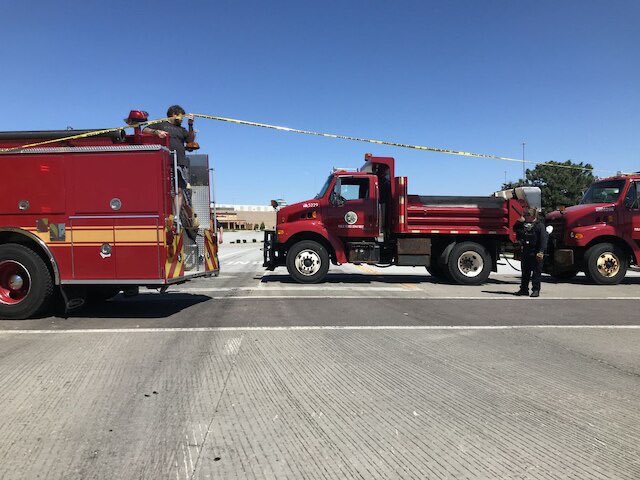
[{"left": 393, "top": 177, "right": 524, "bottom": 241}]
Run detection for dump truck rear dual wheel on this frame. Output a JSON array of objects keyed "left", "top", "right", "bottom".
[
  {"left": 446, "top": 242, "right": 492, "bottom": 285},
  {"left": 584, "top": 243, "right": 627, "bottom": 285},
  {"left": 286, "top": 240, "right": 329, "bottom": 284},
  {"left": 0, "top": 244, "right": 54, "bottom": 320}
]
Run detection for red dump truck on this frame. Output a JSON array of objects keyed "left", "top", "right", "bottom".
[
  {"left": 545, "top": 173, "right": 640, "bottom": 284},
  {"left": 264, "top": 154, "right": 540, "bottom": 284},
  {"left": 0, "top": 126, "right": 219, "bottom": 319}
]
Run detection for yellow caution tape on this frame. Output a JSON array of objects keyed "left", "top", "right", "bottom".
[
  {"left": 0, "top": 111, "right": 605, "bottom": 174},
  {"left": 192, "top": 113, "right": 602, "bottom": 174}
]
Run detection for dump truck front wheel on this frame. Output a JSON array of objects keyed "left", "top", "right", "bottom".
[
  {"left": 584, "top": 243, "right": 627, "bottom": 285},
  {"left": 286, "top": 240, "right": 329, "bottom": 284}
]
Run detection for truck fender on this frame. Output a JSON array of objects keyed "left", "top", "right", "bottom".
[
  {"left": 439, "top": 241, "right": 456, "bottom": 267},
  {"left": 0, "top": 227, "right": 61, "bottom": 285},
  {"left": 323, "top": 229, "right": 348, "bottom": 264},
  {"left": 284, "top": 228, "right": 347, "bottom": 264},
  {"left": 586, "top": 235, "right": 640, "bottom": 267}
]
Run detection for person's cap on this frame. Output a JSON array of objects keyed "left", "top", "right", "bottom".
[{"left": 124, "top": 110, "right": 149, "bottom": 124}]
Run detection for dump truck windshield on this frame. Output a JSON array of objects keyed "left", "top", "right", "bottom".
[
  {"left": 580, "top": 180, "right": 626, "bottom": 204},
  {"left": 315, "top": 175, "right": 333, "bottom": 199}
]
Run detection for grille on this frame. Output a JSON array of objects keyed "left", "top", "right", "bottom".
[{"left": 547, "top": 218, "right": 565, "bottom": 241}]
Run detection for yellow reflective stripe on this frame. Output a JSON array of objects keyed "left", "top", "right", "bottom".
[
  {"left": 114, "top": 229, "right": 160, "bottom": 242},
  {"left": 70, "top": 231, "right": 114, "bottom": 242}
]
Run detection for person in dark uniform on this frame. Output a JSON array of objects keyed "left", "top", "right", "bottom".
[
  {"left": 514, "top": 207, "right": 548, "bottom": 297},
  {"left": 144, "top": 105, "right": 196, "bottom": 220}
]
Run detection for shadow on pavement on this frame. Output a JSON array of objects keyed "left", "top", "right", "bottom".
[
  {"left": 62, "top": 294, "right": 212, "bottom": 319},
  {"left": 262, "top": 273, "right": 518, "bottom": 285},
  {"left": 481, "top": 290, "right": 520, "bottom": 296}
]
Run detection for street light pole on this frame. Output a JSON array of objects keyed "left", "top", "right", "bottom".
[
  {"left": 209, "top": 166, "right": 218, "bottom": 235},
  {"left": 522, "top": 141, "right": 526, "bottom": 181}
]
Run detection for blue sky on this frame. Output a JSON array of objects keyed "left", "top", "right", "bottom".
[{"left": 2, "top": 0, "right": 638, "bottom": 204}]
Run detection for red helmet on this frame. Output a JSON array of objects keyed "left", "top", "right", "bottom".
[{"left": 124, "top": 110, "right": 149, "bottom": 124}]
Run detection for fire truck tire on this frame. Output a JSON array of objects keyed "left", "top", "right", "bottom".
[
  {"left": 286, "top": 240, "right": 329, "bottom": 284},
  {"left": 0, "top": 244, "right": 54, "bottom": 319},
  {"left": 584, "top": 243, "right": 627, "bottom": 285},
  {"left": 446, "top": 242, "right": 491, "bottom": 285}
]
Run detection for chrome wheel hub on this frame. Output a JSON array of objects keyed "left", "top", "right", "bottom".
[
  {"left": 597, "top": 252, "right": 620, "bottom": 277},
  {"left": 457, "top": 251, "right": 483, "bottom": 277},
  {"left": 295, "top": 250, "right": 321, "bottom": 276},
  {"left": 8, "top": 275, "right": 24, "bottom": 291},
  {"left": 0, "top": 260, "right": 32, "bottom": 305}
]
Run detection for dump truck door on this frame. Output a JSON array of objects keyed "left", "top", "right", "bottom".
[
  {"left": 324, "top": 175, "right": 378, "bottom": 239},
  {"left": 622, "top": 180, "right": 640, "bottom": 243}
]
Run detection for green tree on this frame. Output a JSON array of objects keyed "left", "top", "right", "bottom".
[
  {"left": 502, "top": 160, "right": 595, "bottom": 213},
  {"left": 260, "top": 221, "right": 265, "bottom": 230}
]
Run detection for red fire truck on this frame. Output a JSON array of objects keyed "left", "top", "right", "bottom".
[
  {"left": 545, "top": 174, "right": 640, "bottom": 284},
  {"left": 0, "top": 127, "right": 219, "bottom": 319},
  {"left": 264, "top": 154, "right": 540, "bottom": 285}
]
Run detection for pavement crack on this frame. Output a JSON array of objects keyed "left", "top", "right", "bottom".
[{"left": 188, "top": 332, "right": 245, "bottom": 480}]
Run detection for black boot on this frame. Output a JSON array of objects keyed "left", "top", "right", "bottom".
[
  {"left": 530, "top": 290, "right": 540, "bottom": 297},
  {"left": 515, "top": 289, "right": 529, "bottom": 296}
]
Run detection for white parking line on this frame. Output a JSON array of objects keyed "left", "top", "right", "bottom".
[
  {"left": 172, "top": 287, "right": 408, "bottom": 292},
  {"left": 223, "top": 261, "right": 263, "bottom": 265},
  {"left": 1, "top": 325, "right": 639, "bottom": 334},
  {"left": 217, "top": 250, "right": 258, "bottom": 260}
]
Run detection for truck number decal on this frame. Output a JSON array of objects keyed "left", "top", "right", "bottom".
[{"left": 303, "top": 202, "right": 319, "bottom": 208}]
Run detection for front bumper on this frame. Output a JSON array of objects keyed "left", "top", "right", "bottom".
[{"left": 263, "top": 230, "right": 277, "bottom": 270}]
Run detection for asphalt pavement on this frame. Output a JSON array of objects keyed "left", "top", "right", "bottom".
[{"left": 0, "top": 238, "right": 639, "bottom": 479}]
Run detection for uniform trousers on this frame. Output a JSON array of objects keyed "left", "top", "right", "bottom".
[{"left": 521, "top": 253, "right": 542, "bottom": 292}]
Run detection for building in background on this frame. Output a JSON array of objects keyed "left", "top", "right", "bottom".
[{"left": 212, "top": 204, "right": 276, "bottom": 231}]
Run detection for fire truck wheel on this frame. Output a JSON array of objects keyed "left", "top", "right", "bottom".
[
  {"left": 584, "top": 243, "right": 627, "bottom": 285},
  {"left": 286, "top": 240, "right": 329, "bottom": 284},
  {"left": 446, "top": 242, "right": 491, "bottom": 285},
  {"left": 0, "top": 244, "right": 54, "bottom": 319}
]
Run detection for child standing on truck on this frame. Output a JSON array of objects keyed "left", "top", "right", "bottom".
[{"left": 144, "top": 105, "right": 197, "bottom": 223}]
